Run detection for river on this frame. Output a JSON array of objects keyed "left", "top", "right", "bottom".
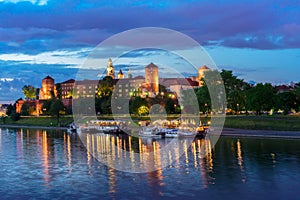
[{"left": 0, "top": 128, "right": 299, "bottom": 199}]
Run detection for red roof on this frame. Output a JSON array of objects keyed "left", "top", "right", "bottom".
[
  {"left": 160, "top": 78, "right": 198, "bottom": 87},
  {"left": 199, "top": 65, "right": 210, "bottom": 70},
  {"left": 43, "top": 75, "right": 54, "bottom": 80},
  {"left": 145, "top": 62, "right": 158, "bottom": 69},
  {"left": 61, "top": 79, "right": 75, "bottom": 84}
]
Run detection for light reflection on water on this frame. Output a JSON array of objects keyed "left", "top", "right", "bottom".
[{"left": 0, "top": 128, "right": 300, "bottom": 199}]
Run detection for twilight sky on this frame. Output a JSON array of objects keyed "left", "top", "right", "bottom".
[{"left": 0, "top": 0, "right": 300, "bottom": 101}]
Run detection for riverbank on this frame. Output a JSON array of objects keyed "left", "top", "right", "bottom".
[
  {"left": 0, "top": 124, "right": 67, "bottom": 130},
  {"left": 221, "top": 128, "right": 300, "bottom": 139},
  {"left": 1, "top": 115, "right": 300, "bottom": 138},
  {"left": 1, "top": 124, "right": 300, "bottom": 139}
]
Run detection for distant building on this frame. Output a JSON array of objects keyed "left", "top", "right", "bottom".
[
  {"left": 275, "top": 85, "right": 292, "bottom": 93},
  {"left": 197, "top": 65, "right": 210, "bottom": 86},
  {"left": 61, "top": 79, "right": 75, "bottom": 99},
  {"left": 0, "top": 104, "right": 7, "bottom": 116},
  {"left": 118, "top": 70, "right": 124, "bottom": 79},
  {"left": 39, "top": 75, "right": 57, "bottom": 100},
  {"left": 115, "top": 76, "right": 145, "bottom": 98},
  {"left": 16, "top": 99, "right": 44, "bottom": 116},
  {"left": 144, "top": 63, "right": 159, "bottom": 94},
  {"left": 160, "top": 78, "right": 199, "bottom": 97},
  {"left": 73, "top": 80, "right": 99, "bottom": 99}
]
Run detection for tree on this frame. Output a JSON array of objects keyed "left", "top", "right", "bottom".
[
  {"left": 195, "top": 86, "right": 211, "bottom": 113},
  {"left": 21, "top": 103, "right": 30, "bottom": 116},
  {"left": 275, "top": 91, "right": 297, "bottom": 114},
  {"left": 129, "top": 97, "right": 148, "bottom": 115},
  {"left": 49, "top": 99, "right": 65, "bottom": 125},
  {"left": 55, "top": 83, "right": 62, "bottom": 100},
  {"left": 22, "top": 85, "right": 36, "bottom": 100},
  {"left": 42, "top": 100, "right": 52, "bottom": 115},
  {"left": 6, "top": 104, "right": 14, "bottom": 116},
  {"left": 220, "top": 70, "right": 249, "bottom": 113},
  {"left": 246, "top": 83, "right": 276, "bottom": 115},
  {"left": 165, "top": 97, "right": 178, "bottom": 114},
  {"left": 138, "top": 105, "right": 149, "bottom": 116},
  {"left": 10, "top": 110, "right": 20, "bottom": 121},
  {"left": 294, "top": 86, "right": 300, "bottom": 111},
  {"left": 96, "top": 76, "right": 114, "bottom": 98}
]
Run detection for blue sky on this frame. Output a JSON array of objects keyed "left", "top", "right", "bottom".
[{"left": 0, "top": 0, "right": 300, "bottom": 101}]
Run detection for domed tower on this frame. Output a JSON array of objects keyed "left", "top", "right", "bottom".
[
  {"left": 198, "top": 65, "right": 210, "bottom": 86},
  {"left": 145, "top": 62, "right": 159, "bottom": 93},
  {"left": 39, "top": 75, "right": 57, "bottom": 99},
  {"left": 118, "top": 69, "right": 124, "bottom": 79},
  {"left": 106, "top": 58, "right": 115, "bottom": 79}
]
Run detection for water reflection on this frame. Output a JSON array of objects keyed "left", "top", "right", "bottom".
[
  {"left": 2, "top": 128, "right": 300, "bottom": 199},
  {"left": 85, "top": 134, "right": 213, "bottom": 166}
]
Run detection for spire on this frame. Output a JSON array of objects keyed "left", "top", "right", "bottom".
[
  {"left": 118, "top": 69, "right": 124, "bottom": 79},
  {"left": 106, "top": 58, "right": 115, "bottom": 79}
]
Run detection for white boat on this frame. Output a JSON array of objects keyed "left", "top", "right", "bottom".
[
  {"left": 67, "top": 123, "right": 77, "bottom": 134},
  {"left": 77, "top": 120, "right": 126, "bottom": 134},
  {"left": 177, "top": 130, "right": 196, "bottom": 137},
  {"left": 139, "top": 126, "right": 162, "bottom": 138},
  {"left": 163, "top": 128, "right": 179, "bottom": 138}
]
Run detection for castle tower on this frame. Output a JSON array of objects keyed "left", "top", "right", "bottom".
[
  {"left": 106, "top": 58, "right": 115, "bottom": 79},
  {"left": 118, "top": 69, "right": 124, "bottom": 79},
  {"left": 39, "top": 75, "right": 57, "bottom": 100},
  {"left": 145, "top": 62, "right": 159, "bottom": 93},
  {"left": 198, "top": 65, "right": 210, "bottom": 86}
]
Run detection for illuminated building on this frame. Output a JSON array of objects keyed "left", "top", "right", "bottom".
[
  {"left": 118, "top": 70, "right": 124, "bottom": 79},
  {"left": 39, "top": 75, "right": 57, "bottom": 100},
  {"left": 106, "top": 58, "right": 115, "bottom": 79},
  {"left": 197, "top": 65, "right": 210, "bottom": 86}
]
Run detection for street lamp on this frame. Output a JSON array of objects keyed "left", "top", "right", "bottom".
[
  {"left": 237, "top": 103, "right": 239, "bottom": 115},
  {"left": 205, "top": 103, "right": 208, "bottom": 117}
]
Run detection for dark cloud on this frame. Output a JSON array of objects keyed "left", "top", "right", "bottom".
[{"left": 0, "top": 0, "right": 299, "bottom": 50}]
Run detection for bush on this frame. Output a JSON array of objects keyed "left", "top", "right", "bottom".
[{"left": 10, "top": 111, "right": 20, "bottom": 121}]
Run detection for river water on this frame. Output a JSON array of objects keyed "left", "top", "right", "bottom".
[{"left": 0, "top": 128, "right": 299, "bottom": 199}]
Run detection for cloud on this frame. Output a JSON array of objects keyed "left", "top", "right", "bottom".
[
  {"left": 0, "top": 48, "right": 91, "bottom": 67},
  {"left": 0, "top": 0, "right": 48, "bottom": 5},
  {"left": 0, "top": 0, "right": 299, "bottom": 50}
]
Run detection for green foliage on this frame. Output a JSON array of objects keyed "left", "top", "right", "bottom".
[
  {"left": 164, "top": 97, "right": 178, "bottom": 114},
  {"left": 49, "top": 99, "right": 65, "bottom": 116},
  {"left": 246, "top": 83, "right": 276, "bottom": 114},
  {"left": 95, "top": 76, "right": 114, "bottom": 115},
  {"left": 195, "top": 86, "right": 211, "bottom": 113},
  {"left": 138, "top": 105, "right": 149, "bottom": 116},
  {"left": 49, "top": 99, "right": 65, "bottom": 124},
  {"left": 55, "top": 83, "right": 62, "bottom": 100},
  {"left": 96, "top": 76, "right": 114, "bottom": 98},
  {"left": 220, "top": 70, "right": 249, "bottom": 112},
  {"left": 42, "top": 100, "right": 52, "bottom": 115},
  {"left": 130, "top": 97, "right": 148, "bottom": 115},
  {"left": 6, "top": 104, "right": 14, "bottom": 116},
  {"left": 21, "top": 103, "right": 29, "bottom": 116},
  {"left": 275, "top": 91, "right": 297, "bottom": 114},
  {"left": 22, "top": 85, "right": 36, "bottom": 100},
  {"left": 100, "top": 96, "right": 112, "bottom": 114},
  {"left": 10, "top": 110, "right": 20, "bottom": 121}
]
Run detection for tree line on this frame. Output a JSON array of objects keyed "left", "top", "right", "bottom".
[{"left": 196, "top": 70, "right": 300, "bottom": 115}]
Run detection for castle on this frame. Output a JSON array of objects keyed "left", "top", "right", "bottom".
[{"left": 16, "top": 59, "right": 210, "bottom": 115}]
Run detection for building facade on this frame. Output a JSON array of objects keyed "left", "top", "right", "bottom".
[{"left": 39, "top": 75, "right": 57, "bottom": 100}]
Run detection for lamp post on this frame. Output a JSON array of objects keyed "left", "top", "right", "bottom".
[
  {"left": 205, "top": 103, "right": 208, "bottom": 117},
  {"left": 237, "top": 103, "right": 239, "bottom": 115}
]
